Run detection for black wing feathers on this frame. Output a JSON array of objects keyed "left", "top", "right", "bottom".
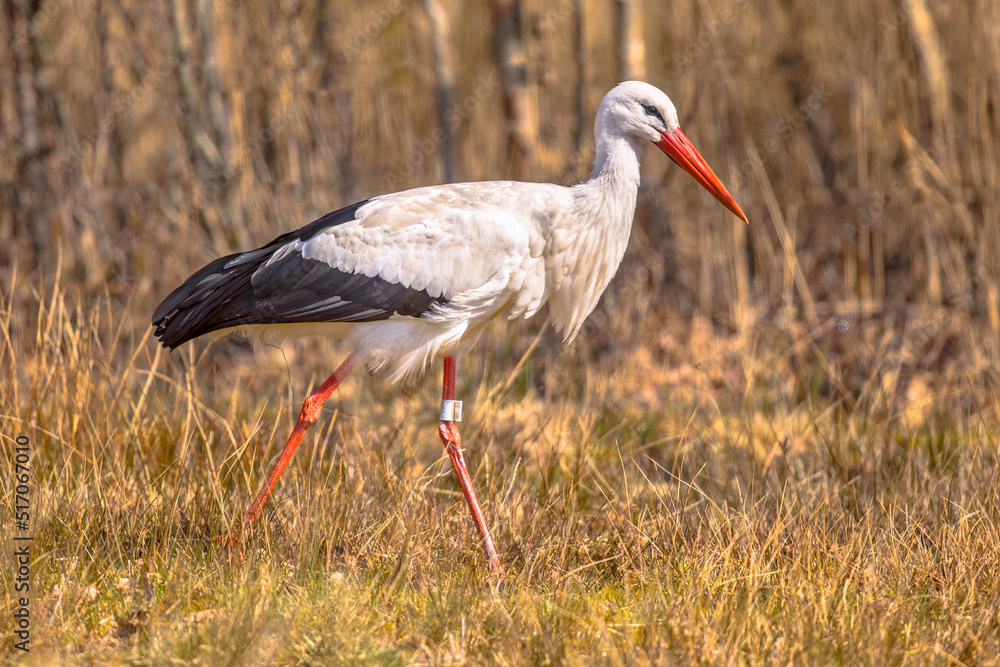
[{"left": 152, "top": 199, "right": 448, "bottom": 349}]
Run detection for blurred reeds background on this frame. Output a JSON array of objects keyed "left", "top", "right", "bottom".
[{"left": 2, "top": 0, "right": 1000, "bottom": 663}]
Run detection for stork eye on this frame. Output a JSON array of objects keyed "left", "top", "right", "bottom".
[{"left": 643, "top": 104, "right": 658, "bottom": 116}]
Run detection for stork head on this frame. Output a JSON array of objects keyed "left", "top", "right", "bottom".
[{"left": 599, "top": 81, "right": 748, "bottom": 223}]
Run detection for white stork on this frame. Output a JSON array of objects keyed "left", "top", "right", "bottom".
[{"left": 153, "top": 81, "right": 747, "bottom": 574}]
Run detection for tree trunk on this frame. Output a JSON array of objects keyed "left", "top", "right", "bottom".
[
  {"left": 493, "top": 0, "right": 537, "bottom": 179},
  {"left": 423, "top": 0, "right": 456, "bottom": 183},
  {"left": 616, "top": 0, "right": 645, "bottom": 81}
]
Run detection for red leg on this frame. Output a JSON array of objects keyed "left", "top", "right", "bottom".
[
  {"left": 439, "top": 356, "right": 504, "bottom": 573},
  {"left": 234, "top": 350, "right": 358, "bottom": 535}
]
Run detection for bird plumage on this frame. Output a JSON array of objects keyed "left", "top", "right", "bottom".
[
  {"left": 153, "top": 82, "right": 736, "bottom": 382},
  {"left": 152, "top": 81, "right": 748, "bottom": 573}
]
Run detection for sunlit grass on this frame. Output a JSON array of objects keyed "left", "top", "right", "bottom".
[
  {"left": 2, "top": 273, "right": 998, "bottom": 665},
  {"left": 3, "top": 0, "right": 1000, "bottom": 661}
]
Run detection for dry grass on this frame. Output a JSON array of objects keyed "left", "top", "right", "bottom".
[
  {"left": 3, "top": 255, "right": 999, "bottom": 664},
  {"left": 3, "top": 0, "right": 1000, "bottom": 664}
]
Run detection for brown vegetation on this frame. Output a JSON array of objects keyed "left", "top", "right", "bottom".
[{"left": 2, "top": 0, "right": 999, "bottom": 663}]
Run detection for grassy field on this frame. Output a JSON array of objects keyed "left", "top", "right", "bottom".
[{"left": 3, "top": 0, "right": 1000, "bottom": 664}]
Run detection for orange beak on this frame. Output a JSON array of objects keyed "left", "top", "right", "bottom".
[{"left": 655, "top": 127, "right": 748, "bottom": 223}]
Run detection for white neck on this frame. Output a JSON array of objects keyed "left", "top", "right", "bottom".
[
  {"left": 575, "top": 127, "right": 643, "bottom": 219},
  {"left": 576, "top": 129, "right": 643, "bottom": 238},
  {"left": 589, "top": 128, "right": 643, "bottom": 185},
  {"left": 546, "top": 131, "right": 643, "bottom": 341}
]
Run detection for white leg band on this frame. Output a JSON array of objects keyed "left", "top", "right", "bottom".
[{"left": 440, "top": 399, "right": 463, "bottom": 422}]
